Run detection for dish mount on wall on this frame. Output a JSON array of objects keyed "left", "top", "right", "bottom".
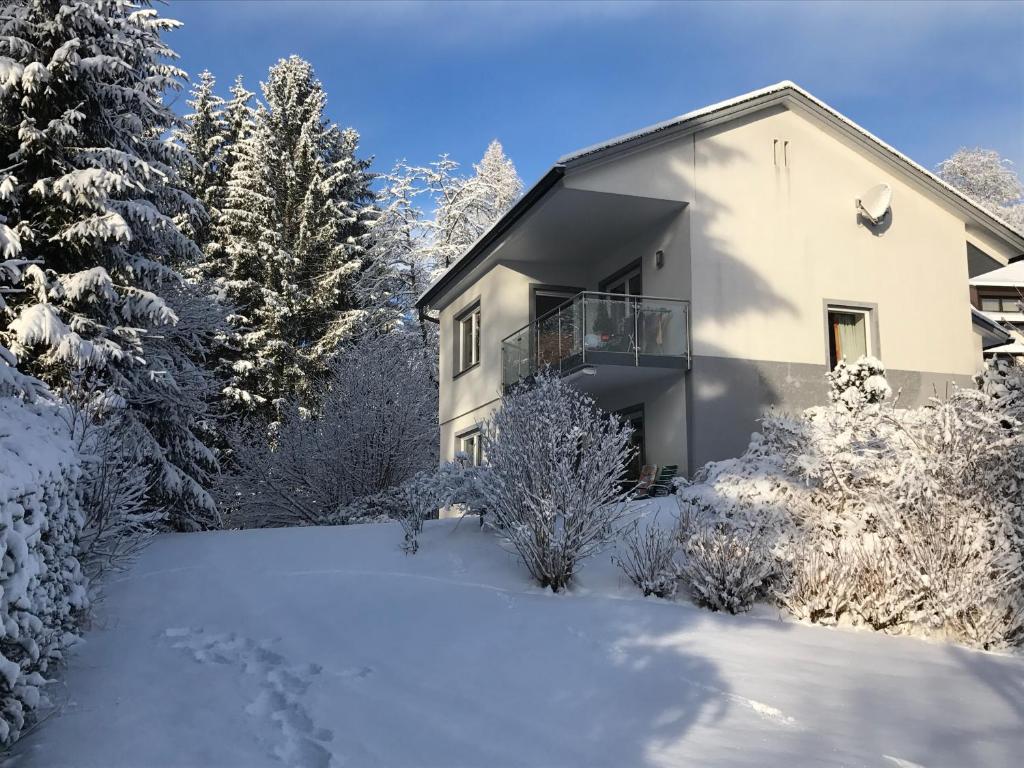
[{"left": 856, "top": 183, "right": 893, "bottom": 226}]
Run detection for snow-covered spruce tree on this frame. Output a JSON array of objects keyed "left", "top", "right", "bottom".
[
  {"left": 174, "top": 69, "right": 224, "bottom": 252},
  {"left": 218, "top": 333, "right": 438, "bottom": 527},
  {"left": 0, "top": 1, "right": 221, "bottom": 529},
  {"left": 937, "top": 147, "right": 1024, "bottom": 232},
  {"left": 200, "top": 75, "right": 254, "bottom": 281},
  {"left": 480, "top": 371, "right": 634, "bottom": 592},
  {"left": 219, "top": 56, "right": 375, "bottom": 416}
]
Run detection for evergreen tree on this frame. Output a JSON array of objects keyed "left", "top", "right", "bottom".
[
  {"left": 198, "top": 75, "right": 255, "bottom": 280},
  {"left": 176, "top": 69, "right": 224, "bottom": 251},
  {"left": 220, "top": 56, "right": 374, "bottom": 415},
  {"left": 0, "top": 0, "right": 220, "bottom": 529}
]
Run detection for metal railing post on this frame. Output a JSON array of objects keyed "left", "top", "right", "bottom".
[
  {"left": 633, "top": 296, "right": 639, "bottom": 367},
  {"left": 557, "top": 309, "right": 562, "bottom": 374},
  {"left": 581, "top": 294, "right": 587, "bottom": 365}
]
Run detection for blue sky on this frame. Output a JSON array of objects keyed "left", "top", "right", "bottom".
[{"left": 165, "top": 0, "right": 1024, "bottom": 187}]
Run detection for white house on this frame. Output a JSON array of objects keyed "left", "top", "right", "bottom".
[
  {"left": 970, "top": 259, "right": 1024, "bottom": 360},
  {"left": 416, "top": 82, "right": 1024, "bottom": 476}
]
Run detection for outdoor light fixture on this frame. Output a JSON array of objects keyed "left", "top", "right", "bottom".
[{"left": 655, "top": 249, "right": 665, "bottom": 268}]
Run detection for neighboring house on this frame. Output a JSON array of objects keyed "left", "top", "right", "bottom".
[
  {"left": 416, "top": 82, "right": 1024, "bottom": 476},
  {"left": 970, "top": 259, "right": 1024, "bottom": 361}
]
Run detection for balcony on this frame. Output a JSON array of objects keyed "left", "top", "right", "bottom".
[{"left": 501, "top": 292, "right": 691, "bottom": 388}]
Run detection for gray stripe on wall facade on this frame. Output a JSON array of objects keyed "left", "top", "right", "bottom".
[{"left": 685, "top": 355, "right": 975, "bottom": 473}]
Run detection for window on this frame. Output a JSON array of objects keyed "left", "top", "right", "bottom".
[
  {"left": 455, "top": 303, "right": 481, "bottom": 374},
  {"left": 456, "top": 428, "right": 483, "bottom": 466},
  {"left": 980, "top": 296, "right": 1021, "bottom": 313},
  {"left": 827, "top": 306, "right": 871, "bottom": 369}
]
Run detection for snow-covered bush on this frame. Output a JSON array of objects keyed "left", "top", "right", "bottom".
[
  {"left": 978, "top": 358, "right": 1024, "bottom": 420},
  {"left": 677, "top": 365, "right": 1024, "bottom": 648},
  {"left": 0, "top": 394, "right": 87, "bottom": 746},
  {"left": 338, "top": 459, "right": 485, "bottom": 522},
  {"left": 61, "top": 383, "right": 162, "bottom": 582},
  {"left": 827, "top": 356, "right": 892, "bottom": 410},
  {"left": 675, "top": 508, "right": 775, "bottom": 613},
  {"left": 219, "top": 335, "right": 438, "bottom": 527},
  {"left": 479, "top": 371, "right": 634, "bottom": 592},
  {"left": 614, "top": 517, "right": 678, "bottom": 598}
]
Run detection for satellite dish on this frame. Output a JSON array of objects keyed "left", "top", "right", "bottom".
[{"left": 856, "top": 183, "right": 892, "bottom": 225}]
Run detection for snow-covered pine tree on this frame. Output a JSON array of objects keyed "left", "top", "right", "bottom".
[
  {"left": 219, "top": 56, "right": 374, "bottom": 415},
  {"left": 0, "top": 0, "right": 220, "bottom": 529},
  {"left": 175, "top": 69, "right": 224, "bottom": 252},
  {"left": 937, "top": 147, "right": 1024, "bottom": 231},
  {"left": 202, "top": 76, "right": 254, "bottom": 276}
]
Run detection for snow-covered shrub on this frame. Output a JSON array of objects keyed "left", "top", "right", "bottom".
[
  {"left": 62, "top": 383, "right": 162, "bottom": 582},
  {"left": 337, "top": 459, "right": 486, "bottom": 524},
  {"left": 678, "top": 371, "right": 1024, "bottom": 648},
  {"left": 0, "top": 395, "right": 87, "bottom": 746},
  {"left": 676, "top": 511, "right": 775, "bottom": 614},
  {"left": 614, "top": 517, "right": 678, "bottom": 598},
  {"left": 977, "top": 357, "right": 1024, "bottom": 420},
  {"left": 218, "top": 335, "right": 438, "bottom": 527},
  {"left": 827, "top": 356, "right": 892, "bottom": 411},
  {"left": 479, "top": 371, "right": 634, "bottom": 592}
]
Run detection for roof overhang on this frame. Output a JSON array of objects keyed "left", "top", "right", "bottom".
[
  {"left": 972, "top": 308, "right": 1012, "bottom": 349},
  {"left": 417, "top": 81, "right": 1024, "bottom": 311}
]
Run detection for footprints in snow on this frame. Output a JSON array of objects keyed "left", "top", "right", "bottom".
[{"left": 163, "top": 627, "right": 370, "bottom": 768}]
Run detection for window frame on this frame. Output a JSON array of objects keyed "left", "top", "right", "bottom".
[
  {"left": 456, "top": 426, "right": 483, "bottom": 467},
  {"left": 822, "top": 300, "right": 881, "bottom": 370},
  {"left": 453, "top": 301, "right": 481, "bottom": 378}
]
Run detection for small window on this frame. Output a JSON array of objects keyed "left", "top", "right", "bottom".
[
  {"left": 1002, "top": 297, "right": 1021, "bottom": 312},
  {"left": 827, "top": 307, "right": 871, "bottom": 369},
  {"left": 455, "top": 304, "right": 481, "bottom": 374},
  {"left": 456, "top": 428, "right": 483, "bottom": 467},
  {"left": 981, "top": 297, "right": 1002, "bottom": 312}
]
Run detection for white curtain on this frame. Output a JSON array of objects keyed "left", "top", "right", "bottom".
[{"left": 834, "top": 312, "right": 867, "bottom": 361}]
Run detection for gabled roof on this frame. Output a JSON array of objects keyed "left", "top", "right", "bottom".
[
  {"left": 970, "top": 259, "right": 1024, "bottom": 288},
  {"left": 417, "top": 82, "right": 1024, "bottom": 310}
]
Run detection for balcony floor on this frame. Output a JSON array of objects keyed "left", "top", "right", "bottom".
[{"left": 566, "top": 361, "right": 684, "bottom": 398}]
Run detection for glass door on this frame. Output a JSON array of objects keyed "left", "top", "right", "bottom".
[
  {"left": 597, "top": 265, "right": 642, "bottom": 353},
  {"left": 533, "top": 288, "right": 579, "bottom": 370}
]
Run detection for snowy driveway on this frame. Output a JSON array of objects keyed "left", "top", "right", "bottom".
[{"left": 10, "top": 514, "right": 1024, "bottom": 768}]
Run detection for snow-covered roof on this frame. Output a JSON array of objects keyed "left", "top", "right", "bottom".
[
  {"left": 418, "top": 82, "right": 1024, "bottom": 309},
  {"left": 970, "top": 259, "right": 1024, "bottom": 288},
  {"left": 986, "top": 340, "right": 1024, "bottom": 356}
]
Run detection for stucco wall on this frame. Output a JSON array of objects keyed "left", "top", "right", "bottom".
[{"left": 435, "top": 100, "right": 1016, "bottom": 470}]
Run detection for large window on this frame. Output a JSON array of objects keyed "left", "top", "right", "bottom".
[
  {"left": 456, "top": 427, "right": 483, "bottom": 466},
  {"left": 827, "top": 306, "right": 872, "bottom": 369},
  {"left": 455, "top": 303, "right": 481, "bottom": 374}
]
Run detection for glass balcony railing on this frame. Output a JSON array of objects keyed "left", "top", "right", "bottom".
[{"left": 501, "top": 292, "right": 690, "bottom": 388}]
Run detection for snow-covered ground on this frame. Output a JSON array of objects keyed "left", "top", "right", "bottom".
[{"left": 9, "top": 503, "right": 1024, "bottom": 768}]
